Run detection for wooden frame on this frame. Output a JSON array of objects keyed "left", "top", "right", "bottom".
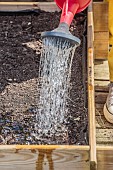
[{"left": 0, "top": 2, "right": 96, "bottom": 170}]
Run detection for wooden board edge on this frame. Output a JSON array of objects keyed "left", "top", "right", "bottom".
[
  {"left": 94, "top": 55, "right": 108, "bottom": 60},
  {"left": 87, "top": 2, "right": 97, "bottom": 166},
  {"left": 0, "top": 145, "right": 89, "bottom": 150},
  {"left": 0, "top": 2, "right": 60, "bottom": 12},
  {"left": 97, "top": 145, "right": 113, "bottom": 150},
  {"left": 93, "top": 1, "right": 108, "bottom": 6},
  {"left": 0, "top": 145, "right": 90, "bottom": 170}
]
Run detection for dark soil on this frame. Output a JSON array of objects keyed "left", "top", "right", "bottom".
[{"left": 0, "top": 11, "right": 88, "bottom": 145}]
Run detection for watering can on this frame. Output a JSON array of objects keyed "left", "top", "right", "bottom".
[
  {"left": 55, "top": 0, "right": 91, "bottom": 26},
  {"left": 42, "top": 0, "right": 91, "bottom": 46}
]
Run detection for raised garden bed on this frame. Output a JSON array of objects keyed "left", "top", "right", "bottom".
[
  {"left": 0, "top": 7, "right": 88, "bottom": 145},
  {"left": 0, "top": 2, "right": 96, "bottom": 170}
]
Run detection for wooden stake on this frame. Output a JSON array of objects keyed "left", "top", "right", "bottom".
[{"left": 88, "top": 2, "right": 97, "bottom": 169}]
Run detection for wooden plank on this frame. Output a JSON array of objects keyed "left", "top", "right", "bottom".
[
  {"left": 0, "top": 2, "right": 60, "bottom": 12},
  {"left": 94, "top": 32, "right": 109, "bottom": 40},
  {"left": 94, "top": 73, "right": 109, "bottom": 81},
  {"left": 97, "top": 146, "right": 113, "bottom": 150},
  {"left": 93, "top": 2, "right": 109, "bottom": 60},
  {"left": 96, "top": 115, "right": 113, "bottom": 129},
  {"left": 4, "top": 146, "right": 113, "bottom": 170},
  {"left": 87, "top": 3, "right": 97, "bottom": 168},
  {"left": 0, "top": 147, "right": 90, "bottom": 170},
  {"left": 96, "top": 129, "right": 113, "bottom": 144},
  {"left": 96, "top": 103, "right": 104, "bottom": 109},
  {"left": 94, "top": 50, "right": 109, "bottom": 60},
  {"left": 94, "top": 59, "right": 108, "bottom": 65},
  {"left": 93, "top": 2, "right": 108, "bottom": 32},
  {"left": 94, "top": 32, "right": 109, "bottom": 59},
  {"left": 95, "top": 92, "right": 107, "bottom": 104},
  {"left": 96, "top": 105, "right": 105, "bottom": 116},
  {"left": 95, "top": 80, "right": 109, "bottom": 92},
  {"left": 0, "top": 145, "right": 89, "bottom": 150},
  {"left": 94, "top": 60, "right": 109, "bottom": 80},
  {"left": 97, "top": 147, "right": 113, "bottom": 170}
]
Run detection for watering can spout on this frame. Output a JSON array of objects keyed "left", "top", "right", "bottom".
[
  {"left": 55, "top": 0, "right": 91, "bottom": 26},
  {"left": 60, "top": 0, "right": 79, "bottom": 26}
]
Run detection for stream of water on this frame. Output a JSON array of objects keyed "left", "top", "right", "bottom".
[{"left": 36, "top": 37, "right": 77, "bottom": 143}]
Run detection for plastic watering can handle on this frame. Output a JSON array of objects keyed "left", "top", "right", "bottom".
[{"left": 55, "top": 0, "right": 91, "bottom": 26}]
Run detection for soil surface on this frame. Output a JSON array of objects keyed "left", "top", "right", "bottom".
[{"left": 0, "top": 11, "right": 88, "bottom": 145}]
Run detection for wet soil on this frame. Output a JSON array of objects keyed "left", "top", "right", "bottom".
[{"left": 0, "top": 11, "right": 88, "bottom": 145}]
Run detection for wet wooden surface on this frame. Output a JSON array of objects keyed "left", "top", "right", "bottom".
[{"left": 0, "top": 147, "right": 90, "bottom": 170}]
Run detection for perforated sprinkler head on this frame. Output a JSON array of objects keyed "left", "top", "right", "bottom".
[{"left": 41, "top": 23, "right": 80, "bottom": 46}]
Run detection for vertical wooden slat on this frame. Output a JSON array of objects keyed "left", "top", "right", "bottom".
[
  {"left": 93, "top": 2, "right": 109, "bottom": 59},
  {"left": 88, "top": 2, "right": 97, "bottom": 170}
]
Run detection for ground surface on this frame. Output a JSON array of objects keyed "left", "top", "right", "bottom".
[{"left": 0, "top": 11, "right": 88, "bottom": 145}]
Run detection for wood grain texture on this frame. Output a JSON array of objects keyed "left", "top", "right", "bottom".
[
  {"left": 94, "top": 32, "right": 109, "bottom": 59},
  {"left": 96, "top": 105, "right": 105, "bottom": 116},
  {"left": 93, "top": 2, "right": 109, "bottom": 60},
  {"left": 97, "top": 148, "right": 113, "bottom": 170},
  {"left": 95, "top": 92, "right": 107, "bottom": 104},
  {"left": 94, "top": 57, "right": 113, "bottom": 166},
  {"left": 93, "top": 2, "right": 108, "bottom": 32},
  {"left": 0, "top": 2, "right": 60, "bottom": 12},
  {"left": 0, "top": 148, "right": 90, "bottom": 170},
  {"left": 96, "top": 128, "right": 113, "bottom": 144},
  {"left": 88, "top": 3, "right": 97, "bottom": 167},
  {"left": 97, "top": 145, "right": 113, "bottom": 168},
  {"left": 96, "top": 103, "right": 104, "bottom": 109},
  {"left": 96, "top": 115, "right": 113, "bottom": 129},
  {"left": 94, "top": 59, "right": 113, "bottom": 147},
  {"left": 0, "top": 145, "right": 89, "bottom": 150},
  {"left": 95, "top": 80, "right": 109, "bottom": 92},
  {"left": 94, "top": 60, "right": 109, "bottom": 80}
]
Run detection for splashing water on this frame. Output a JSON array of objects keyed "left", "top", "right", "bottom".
[{"left": 36, "top": 37, "right": 77, "bottom": 143}]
